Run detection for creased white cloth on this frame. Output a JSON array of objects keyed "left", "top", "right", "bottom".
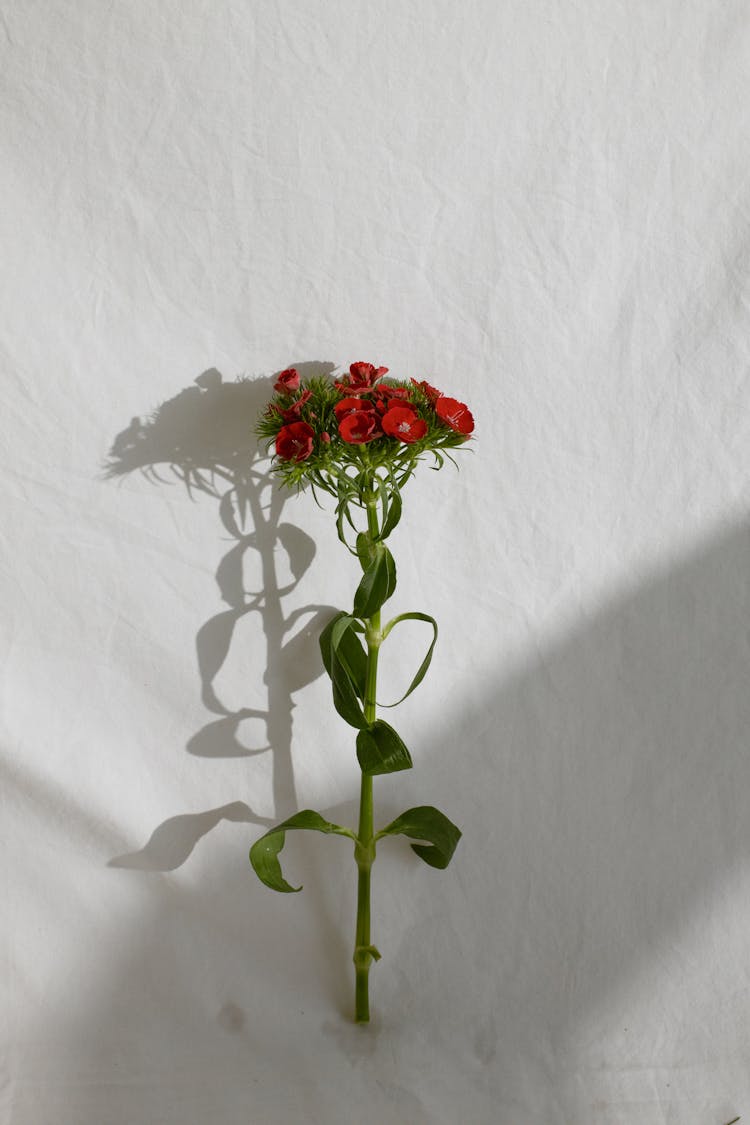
[{"left": 2, "top": 1, "right": 750, "bottom": 1122}]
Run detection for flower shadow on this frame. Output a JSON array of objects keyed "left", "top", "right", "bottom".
[{"left": 105, "top": 363, "right": 337, "bottom": 870}]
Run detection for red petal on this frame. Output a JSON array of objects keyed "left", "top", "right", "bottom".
[
  {"left": 435, "top": 396, "right": 474, "bottom": 435},
  {"left": 339, "top": 411, "right": 381, "bottom": 444}
]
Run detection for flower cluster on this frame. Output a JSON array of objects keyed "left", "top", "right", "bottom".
[{"left": 257, "top": 362, "right": 474, "bottom": 494}]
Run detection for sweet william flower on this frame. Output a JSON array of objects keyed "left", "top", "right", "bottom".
[
  {"left": 334, "top": 396, "right": 376, "bottom": 420},
  {"left": 381, "top": 406, "right": 427, "bottom": 443},
  {"left": 274, "top": 367, "right": 300, "bottom": 394},
  {"left": 373, "top": 390, "right": 416, "bottom": 414},
  {"left": 435, "top": 396, "right": 474, "bottom": 435},
  {"left": 336, "top": 362, "right": 389, "bottom": 394},
  {"left": 411, "top": 378, "right": 441, "bottom": 404},
  {"left": 276, "top": 421, "right": 315, "bottom": 461},
  {"left": 274, "top": 389, "right": 313, "bottom": 422},
  {"left": 257, "top": 362, "right": 475, "bottom": 491},
  {"left": 350, "top": 361, "right": 388, "bottom": 384},
  {"left": 339, "top": 410, "right": 381, "bottom": 444}
]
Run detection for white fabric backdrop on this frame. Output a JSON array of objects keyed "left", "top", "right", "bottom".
[{"left": 3, "top": 1, "right": 750, "bottom": 1122}]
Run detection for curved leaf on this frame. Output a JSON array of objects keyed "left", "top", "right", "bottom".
[
  {"left": 353, "top": 543, "right": 397, "bottom": 619},
  {"left": 280, "top": 604, "right": 340, "bottom": 692},
  {"left": 250, "top": 810, "right": 355, "bottom": 893},
  {"left": 335, "top": 498, "right": 359, "bottom": 556},
  {"left": 378, "top": 487, "right": 402, "bottom": 541},
  {"left": 378, "top": 612, "right": 438, "bottom": 707},
  {"left": 319, "top": 612, "right": 367, "bottom": 695},
  {"left": 319, "top": 612, "right": 368, "bottom": 728},
  {"left": 356, "top": 531, "right": 376, "bottom": 569},
  {"left": 356, "top": 720, "right": 413, "bottom": 775},
  {"left": 375, "top": 474, "right": 389, "bottom": 540},
  {"left": 329, "top": 613, "right": 368, "bottom": 724},
  {"left": 375, "top": 805, "right": 461, "bottom": 869}
]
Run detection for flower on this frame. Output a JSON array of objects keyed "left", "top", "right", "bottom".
[
  {"left": 381, "top": 406, "right": 427, "bottom": 443},
  {"left": 350, "top": 361, "right": 388, "bottom": 384},
  {"left": 274, "top": 368, "right": 300, "bottom": 394},
  {"left": 336, "top": 362, "right": 389, "bottom": 394},
  {"left": 411, "top": 378, "right": 441, "bottom": 404},
  {"left": 256, "top": 363, "right": 475, "bottom": 490},
  {"left": 334, "top": 396, "right": 375, "bottom": 420},
  {"left": 276, "top": 421, "right": 315, "bottom": 461},
  {"left": 338, "top": 410, "right": 382, "bottom": 444},
  {"left": 372, "top": 389, "right": 415, "bottom": 414},
  {"left": 275, "top": 389, "right": 313, "bottom": 422},
  {"left": 435, "top": 396, "right": 474, "bottom": 435}
]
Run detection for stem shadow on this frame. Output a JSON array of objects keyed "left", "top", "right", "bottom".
[{"left": 104, "top": 363, "right": 337, "bottom": 870}]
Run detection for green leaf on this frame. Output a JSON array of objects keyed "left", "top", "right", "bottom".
[
  {"left": 335, "top": 498, "right": 359, "bottom": 556},
  {"left": 319, "top": 611, "right": 367, "bottom": 697},
  {"left": 356, "top": 720, "right": 413, "bottom": 775},
  {"left": 353, "top": 543, "right": 397, "bottom": 618},
  {"left": 319, "top": 610, "right": 346, "bottom": 677},
  {"left": 376, "top": 474, "right": 389, "bottom": 537},
  {"left": 319, "top": 612, "right": 368, "bottom": 728},
  {"left": 375, "top": 805, "right": 461, "bottom": 869},
  {"left": 355, "top": 531, "right": 376, "bottom": 569},
  {"left": 378, "top": 612, "right": 438, "bottom": 707},
  {"left": 378, "top": 487, "right": 402, "bottom": 540},
  {"left": 250, "top": 810, "right": 355, "bottom": 893}
]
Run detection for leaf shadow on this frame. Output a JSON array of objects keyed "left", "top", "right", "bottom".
[{"left": 108, "top": 802, "right": 272, "bottom": 871}]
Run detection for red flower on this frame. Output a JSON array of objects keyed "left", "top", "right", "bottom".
[
  {"left": 336, "top": 362, "right": 389, "bottom": 393},
  {"left": 435, "top": 396, "right": 474, "bottom": 435},
  {"left": 276, "top": 421, "right": 315, "bottom": 461},
  {"left": 381, "top": 406, "right": 427, "bottom": 444},
  {"left": 338, "top": 410, "right": 381, "bottom": 444},
  {"left": 350, "top": 361, "right": 388, "bottom": 385},
  {"left": 391, "top": 394, "right": 416, "bottom": 410},
  {"left": 275, "top": 389, "right": 312, "bottom": 422},
  {"left": 411, "top": 378, "right": 442, "bottom": 404},
  {"left": 274, "top": 367, "right": 300, "bottom": 394},
  {"left": 374, "top": 393, "right": 417, "bottom": 415},
  {"left": 334, "top": 396, "right": 375, "bottom": 420}
]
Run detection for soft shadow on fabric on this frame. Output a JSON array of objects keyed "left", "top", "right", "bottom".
[
  {"left": 104, "top": 364, "right": 337, "bottom": 871},
  {"left": 35, "top": 520, "right": 750, "bottom": 1123}
]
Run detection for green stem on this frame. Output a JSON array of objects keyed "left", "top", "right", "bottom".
[{"left": 353, "top": 486, "right": 381, "bottom": 1023}]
